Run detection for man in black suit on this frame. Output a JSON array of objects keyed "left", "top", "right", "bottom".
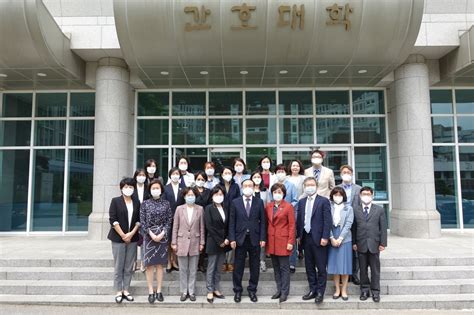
[
  {"left": 229, "top": 179, "right": 266, "bottom": 303},
  {"left": 296, "top": 177, "right": 332, "bottom": 304},
  {"left": 352, "top": 186, "right": 388, "bottom": 303}
]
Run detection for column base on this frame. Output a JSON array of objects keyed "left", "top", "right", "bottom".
[
  {"left": 390, "top": 209, "right": 441, "bottom": 238},
  {"left": 87, "top": 212, "right": 110, "bottom": 240}
]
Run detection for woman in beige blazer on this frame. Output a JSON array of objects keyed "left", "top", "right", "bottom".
[{"left": 171, "top": 187, "right": 205, "bottom": 302}]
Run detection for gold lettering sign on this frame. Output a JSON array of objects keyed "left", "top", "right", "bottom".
[
  {"left": 184, "top": 5, "right": 211, "bottom": 31},
  {"left": 326, "top": 3, "right": 353, "bottom": 31},
  {"left": 231, "top": 3, "right": 257, "bottom": 30},
  {"left": 278, "top": 4, "right": 305, "bottom": 30}
]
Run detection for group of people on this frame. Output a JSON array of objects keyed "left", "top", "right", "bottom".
[{"left": 108, "top": 149, "right": 387, "bottom": 305}]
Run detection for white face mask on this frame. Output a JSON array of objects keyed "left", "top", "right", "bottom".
[
  {"left": 122, "top": 187, "right": 134, "bottom": 197},
  {"left": 178, "top": 163, "right": 188, "bottom": 171},
  {"left": 205, "top": 168, "right": 215, "bottom": 176},
  {"left": 171, "top": 174, "right": 180, "bottom": 183},
  {"left": 276, "top": 172, "right": 286, "bottom": 182},
  {"left": 242, "top": 187, "right": 254, "bottom": 197},
  {"left": 304, "top": 186, "right": 316, "bottom": 196},
  {"left": 223, "top": 174, "right": 232, "bottom": 182},
  {"left": 234, "top": 165, "right": 244, "bottom": 173},
  {"left": 361, "top": 195, "right": 373, "bottom": 205},
  {"left": 195, "top": 180, "right": 205, "bottom": 188},
  {"left": 261, "top": 162, "right": 271, "bottom": 170},
  {"left": 213, "top": 195, "right": 224, "bottom": 204},
  {"left": 311, "top": 158, "right": 323, "bottom": 165},
  {"left": 341, "top": 174, "right": 352, "bottom": 183},
  {"left": 252, "top": 177, "right": 262, "bottom": 185},
  {"left": 273, "top": 193, "right": 283, "bottom": 202},
  {"left": 136, "top": 176, "right": 146, "bottom": 184},
  {"left": 150, "top": 189, "right": 161, "bottom": 198},
  {"left": 333, "top": 196, "right": 344, "bottom": 205},
  {"left": 146, "top": 166, "right": 156, "bottom": 174}
]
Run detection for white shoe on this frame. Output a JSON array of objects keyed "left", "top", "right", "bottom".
[{"left": 260, "top": 260, "right": 267, "bottom": 272}]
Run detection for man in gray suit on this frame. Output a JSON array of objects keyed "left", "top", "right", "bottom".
[
  {"left": 351, "top": 186, "right": 387, "bottom": 303},
  {"left": 337, "top": 165, "right": 361, "bottom": 285}
]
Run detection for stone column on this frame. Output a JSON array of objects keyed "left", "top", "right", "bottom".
[
  {"left": 388, "top": 54, "right": 441, "bottom": 238},
  {"left": 88, "top": 57, "right": 134, "bottom": 240}
]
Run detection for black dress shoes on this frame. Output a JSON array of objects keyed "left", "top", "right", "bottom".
[
  {"left": 289, "top": 266, "right": 296, "bottom": 274},
  {"left": 360, "top": 292, "right": 369, "bottom": 301},
  {"left": 189, "top": 294, "right": 196, "bottom": 302},
  {"left": 180, "top": 293, "right": 188, "bottom": 302},
  {"left": 148, "top": 293, "right": 155, "bottom": 304},
  {"left": 213, "top": 292, "right": 225, "bottom": 299},
  {"left": 279, "top": 295, "right": 288, "bottom": 303},
  {"left": 302, "top": 291, "right": 316, "bottom": 300},
  {"left": 234, "top": 292, "right": 242, "bottom": 303},
  {"left": 271, "top": 292, "right": 281, "bottom": 299},
  {"left": 315, "top": 293, "right": 324, "bottom": 304},
  {"left": 122, "top": 293, "right": 134, "bottom": 302},
  {"left": 372, "top": 294, "right": 380, "bottom": 302},
  {"left": 115, "top": 294, "right": 123, "bottom": 304},
  {"left": 155, "top": 292, "right": 164, "bottom": 302},
  {"left": 249, "top": 292, "right": 258, "bottom": 303}
]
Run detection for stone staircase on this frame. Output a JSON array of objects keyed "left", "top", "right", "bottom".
[{"left": 0, "top": 256, "right": 473, "bottom": 310}]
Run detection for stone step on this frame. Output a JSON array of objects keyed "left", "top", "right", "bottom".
[
  {"left": 0, "top": 279, "right": 472, "bottom": 296},
  {"left": 0, "top": 256, "right": 473, "bottom": 268},
  {"left": 0, "top": 293, "right": 472, "bottom": 310},
  {"left": 1, "top": 265, "right": 473, "bottom": 282}
]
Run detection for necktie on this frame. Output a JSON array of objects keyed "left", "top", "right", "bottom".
[
  {"left": 363, "top": 206, "right": 369, "bottom": 221},
  {"left": 245, "top": 198, "right": 251, "bottom": 217},
  {"left": 304, "top": 197, "right": 312, "bottom": 233},
  {"left": 314, "top": 168, "right": 320, "bottom": 181}
]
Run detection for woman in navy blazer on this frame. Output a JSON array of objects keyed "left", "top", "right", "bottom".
[{"left": 107, "top": 177, "right": 141, "bottom": 303}]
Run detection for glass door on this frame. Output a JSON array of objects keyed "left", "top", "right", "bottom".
[{"left": 209, "top": 147, "right": 243, "bottom": 176}]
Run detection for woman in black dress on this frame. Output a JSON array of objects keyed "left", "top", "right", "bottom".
[
  {"left": 140, "top": 179, "right": 172, "bottom": 304},
  {"left": 194, "top": 171, "right": 211, "bottom": 272}
]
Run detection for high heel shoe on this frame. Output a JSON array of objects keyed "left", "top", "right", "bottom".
[
  {"left": 207, "top": 293, "right": 214, "bottom": 304},
  {"left": 155, "top": 292, "right": 164, "bottom": 302},
  {"left": 213, "top": 291, "right": 225, "bottom": 299},
  {"left": 148, "top": 292, "right": 156, "bottom": 304}
]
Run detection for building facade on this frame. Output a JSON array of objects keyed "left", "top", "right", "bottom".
[{"left": 0, "top": 0, "right": 472, "bottom": 238}]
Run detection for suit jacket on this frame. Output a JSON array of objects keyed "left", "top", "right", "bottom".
[
  {"left": 351, "top": 203, "right": 387, "bottom": 254},
  {"left": 107, "top": 196, "right": 140, "bottom": 243},
  {"left": 304, "top": 165, "right": 335, "bottom": 198},
  {"left": 337, "top": 183, "right": 361, "bottom": 210},
  {"left": 228, "top": 196, "right": 267, "bottom": 247},
  {"left": 265, "top": 200, "right": 295, "bottom": 256},
  {"left": 132, "top": 183, "right": 150, "bottom": 205},
  {"left": 195, "top": 188, "right": 211, "bottom": 208},
  {"left": 163, "top": 182, "right": 185, "bottom": 214},
  {"left": 296, "top": 194, "right": 332, "bottom": 246},
  {"left": 171, "top": 204, "right": 205, "bottom": 256},
  {"left": 218, "top": 180, "right": 241, "bottom": 211},
  {"left": 204, "top": 204, "right": 230, "bottom": 255},
  {"left": 329, "top": 203, "right": 354, "bottom": 244}
]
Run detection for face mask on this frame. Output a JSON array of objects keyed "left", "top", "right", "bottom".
[
  {"left": 242, "top": 187, "right": 253, "bottom": 197},
  {"left": 304, "top": 186, "right": 316, "bottom": 196},
  {"left": 311, "top": 158, "right": 323, "bottom": 165},
  {"left": 341, "top": 174, "right": 352, "bottom": 183},
  {"left": 252, "top": 177, "right": 262, "bottom": 185},
  {"left": 276, "top": 173, "right": 286, "bottom": 182},
  {"left": 361, "top": 195, "right": 372, "bottom": 205},
  {"left": 171, "top": 174, "right": 180, "bottom": 183},
  {"left": 195, "top": 180, "right": 205, "bottom": 188},
  {"left": 234, "top": 165, "right": 244, "bottom": 173},
  {"left": 185, "top": 195, "right": 196, "bottom": 205},
  {"left": 261, "top": 162, "right": 271, "bottom": 170},
  {"left": 205, "top": 168, "right": 215, "bottom": 176},
  {"left": 122, "top": 187, "right": 134, "bottom": 197},
  {"left": 213, "top": 195, "right": 224, "bottom": 204},
  {"left": 178, "top": 163, "right": 188, "bottom": 171},
  {"left": 223, "top": 174, "right": 232, "bottom": 182},
  {"left": 333, "top": 196, "right": 344, "bottom": 205},
  {"left": 151, "top": 189, "right": 161, "bottom": 198},
  {"left": 147, "top": 166, "right": 156, "bottom": 174},
  {"left": 273, "top": 193, "right": 283, "bottom": 202},
  {"left": 136, "top": 176, "right": 146, "bottom": 184}
]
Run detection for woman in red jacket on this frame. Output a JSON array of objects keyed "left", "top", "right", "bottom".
[{"left": 265, "top": 182, "right": 295, "bottom": 303}]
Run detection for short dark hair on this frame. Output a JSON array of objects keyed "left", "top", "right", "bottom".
[
  {"left": 274, "top": 164, "right": 286, "bottom": 173},
  {"left": 287, "top": 160, "right": 304, "bottom": 175},
  {"left": 232, "top": 157, "right": 247, "bottom": 170},
  {"left": 340, "top": 165, "right": 353, "bottom": 173},
  {"left": 177, "top": 156, "right": 190, "bottom": 167},
  {"left": 168, "top": 167, "right": 181, "bottom": 178},
  {"left": 360, "top": 186, "right": 374, "bottom": 195},
  {"left": 181, "top": 186, "right": 197, "bottom": 198},
  {"left": 204, "top": 161, "right": 215, "bottom": 169},
  {"left": 133, "top": 168, "right": 146, "bottom": 181},
  {"left": 310, "top": 149, "right": 325, "bottom": 158},
  {"left": 241, "top": 178, "right": 254, "bottom": 187},
  {"left": 119, "top": 177, "right": 135, "bottom": 190},
  {"left": 210, "top": 185, "right": 226, "bottom": 200},
  {"left": 194, "top": 170, "right": 208, "bottom": 182},
  {"left": 303, "top": 177, "right": 318, "bottom": 186},
  {"left": 270, "top": 182, "right": 287, "bottom": 199},
  {"left": 148, "top": 179, "right": 164, "bottom": 195},
  {"left": 330, "top": 186, "right": 347, "bottom": 202}
]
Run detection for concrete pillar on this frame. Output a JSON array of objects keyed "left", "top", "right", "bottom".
[
  {"left": 388, "top": 54, "right": 441, "bottom": 238},
  {"left": 88, "top": 57, "right": 134, "bottom": 240}
]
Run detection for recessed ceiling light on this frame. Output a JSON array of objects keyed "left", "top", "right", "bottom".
[
  {"left": 200, "top": 71, "right": 209, "bottom": 75},
  {"left": 319, "top": 70, "right": 328, "bottom": 74},
  {"left": 160, "top": 71, "right": 169, "bottom": 75},
  {"left": 37, "top": 73, "right": 47, "bottom": 77},
  {"left": 240, "top": 70, "right": 248, "bottom": 75},
  {"left": 279, "top": 70, "right": 288, "bottom": 74},
  {"left": 358, "top": 69, "right": 368, "bottom": 74},
  {"left": 0, "top": 73, "right": 7, "bottom": 78}
]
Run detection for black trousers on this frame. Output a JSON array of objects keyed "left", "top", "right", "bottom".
[
  {"left": 233, "top": 235, "right": 261, "bottom": 294},
  {"left": 302, "top": 232, "right": 328, "bottom": 295},
  {"left": 271, "top": 255, "right": 290, "bottom": 296},
  {"left": 358, "top": 251, "right": 381, "bottom": 295},
  {"left": 352, "top": 249, "right": 360, "bottom": 278}
]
